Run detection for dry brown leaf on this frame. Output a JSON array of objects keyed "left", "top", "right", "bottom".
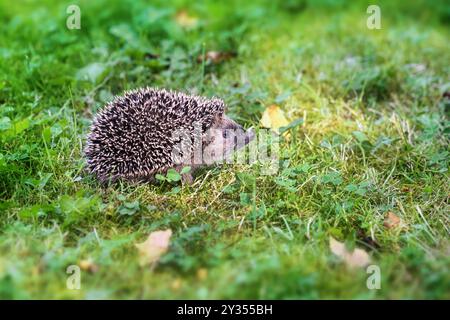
[
  {"left": 197, "top": 51, "right": 235, "bottom": 64},
  {"left": 401, "top": 186, "right": 410, "bottom": 193},
  {"left": 384, "top": 211, "right": 401, "bottom": 229},
  {"left": 443, "top": 91, "right": 450, "bottom": 99},
  {"left": 135, "top": 229, "right": 172, "bottom": 267},
  {"left": 260, "top": 104, "right": 290, "bottom": 135},
  {"left": 175, "top": 10, "right": 198, "bottom": 28},
  {"left": 329, "top": 237, "right": 370, "bottom": 269}
]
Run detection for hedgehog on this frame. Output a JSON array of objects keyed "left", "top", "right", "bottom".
[{"left": 85, "top": 87, "right": 254, "bottom": 184}]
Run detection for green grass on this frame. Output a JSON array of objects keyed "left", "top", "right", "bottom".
[{"left": 0, "top": 0, "right": 449, "bottom": 299}]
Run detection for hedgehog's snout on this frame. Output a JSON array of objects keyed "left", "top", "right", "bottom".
[
  {"left": 218, "top": 115, "right": 254, "bottom": 147},
  {"left": 233, "top": 126, "right": 255, "bottom": 146},
  {"left": 244, "top": 127, "right": 255, "bottom": 145},
  {"left": 224, "top": 126, "right": 255, "bottom": 152}
]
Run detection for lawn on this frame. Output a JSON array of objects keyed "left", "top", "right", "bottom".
[{"left": 0, "top": 0, "right": 449, "bottom": 299}]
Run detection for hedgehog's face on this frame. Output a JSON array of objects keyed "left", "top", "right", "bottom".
[{"left": 202, "top": 115, "right": 255, "bottom": 165}]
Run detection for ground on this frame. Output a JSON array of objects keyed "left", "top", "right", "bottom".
[{"left": 0, "top": 0, "right": 449, "bottom": 299}]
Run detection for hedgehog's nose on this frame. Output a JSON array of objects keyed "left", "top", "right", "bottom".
[{"left": 244, "top": 127, "right": 255, "bottom": 145}]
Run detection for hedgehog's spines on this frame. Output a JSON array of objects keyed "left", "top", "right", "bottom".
[{"left": 85, "top": 88, "right": 225, "bottom": 183}]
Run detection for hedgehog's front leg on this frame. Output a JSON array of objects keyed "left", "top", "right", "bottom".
[
  {"left": 174, "top": 164, "right": 196, "bottom": 185},
  {"left": 181, "top": 172, "right": 194, "bottom": 185}
]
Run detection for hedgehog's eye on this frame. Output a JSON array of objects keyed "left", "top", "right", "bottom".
[{"left": 222, "top": 130, "right": 229, "bottom": 139}]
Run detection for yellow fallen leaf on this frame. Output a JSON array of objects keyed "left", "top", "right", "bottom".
[
  {"left": 329, "top": 237, "right": 370, "bottom": 269},
  {"left": 175, "top": 10, "right": 198, "bottom": 28},
  {"left": 260, "top": 104, "right": 290, "bottom": 135},
  {"left": 135, "top": 229, "right": 172, "bottom": 267},
  {"left": 31, "top": 266, "right": 40, "bottom": 276},
  {"left": 171, "top": 278, "right": 182, "bottom": 291},
  {"left": 196, "top": 268, "right": 208, "bottom": 281},
  {"left": 79, "top": 258, "right": 99, "bottom": 273},
  {"left": 329, "top": 236, "right": 346, "bottom": 257}
]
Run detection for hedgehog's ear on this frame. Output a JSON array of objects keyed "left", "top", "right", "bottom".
[
  {"left": 213, "top": 113, "right": 225, "bottom": 126},
  {"left": 202, "top": 125, "right": 216, "bottom": 146}
]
